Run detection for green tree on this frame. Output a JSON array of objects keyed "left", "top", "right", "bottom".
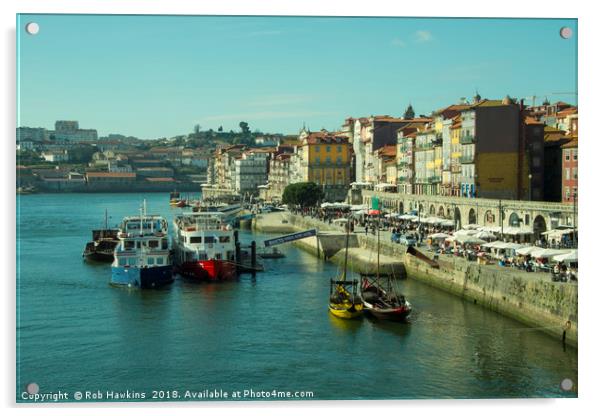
[
  {"left": 282, "top": 182, "right": 324, "bottom": 207},
  {"left": 239, "top": 121, "right": 250, "bottom": 136},
  {"left": 69, "top": 145, "right": 98, "bottom": 164},
  {"left": 218, "top": 125, "right": 223, "bottom": 132},
  {"left": 194, "top": 124, "right": 201, "bottom": 135},
  {"left": 403, "top": 104, "right": 415, "bottom": 119}
]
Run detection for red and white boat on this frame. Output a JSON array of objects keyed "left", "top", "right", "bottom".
[{"left": 172, "top": 212, "right": 237, "bottom": 281}]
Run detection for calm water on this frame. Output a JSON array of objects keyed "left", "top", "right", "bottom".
[{"left": 16, "top": 193, "right": 577, "bottom": 401}]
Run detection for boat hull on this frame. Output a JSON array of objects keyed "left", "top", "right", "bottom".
[
  {"left": 111, "top": 265, "right": 173, "bottom": 288},
  {"left": 83, "top": 251, "right": 114, "bottom": 262},
  {"left": 328, "top": 302, "right": 363, "bottom": 319},
  {"left": 177, "top": 259, "right": 237, "bottom": 281},
  {"left": 364, "top": 305, "right": 412, "bottom": 321}
]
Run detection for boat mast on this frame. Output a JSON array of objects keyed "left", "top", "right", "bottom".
[
  {"left": 376, "top": 212, "right": 380, "bottom": 282},
  {"left": 342, "top": 213, "right": 350, "bottom": 281}
]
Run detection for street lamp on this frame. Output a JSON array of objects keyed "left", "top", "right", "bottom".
[{"left": 528, "top": 173, "right": 532, "bottom": 201}]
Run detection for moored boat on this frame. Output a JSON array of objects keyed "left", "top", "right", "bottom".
[
  {"left": 169, "top": 190, "right": 181, "bottom": 206},
  {"left": 359, "top": 275, "right": 412, "bottom": 321},
  {"left": 172, "top": 212, "right": 237, "bottom": 281},
  {"left": 328, "top": 216, "right": 363, "bottom": 319},
  {"left": 359, "top": 204, "right": 412, "bottom": 321},
  {"left": 82, "top": 209, "right": 119, "bottom": 262},
  {"left": 111, "top": 202, "right": 173, "bottom": 288},
  {"left": 329, "top": 279, "right": 363, "bottom": 319}
]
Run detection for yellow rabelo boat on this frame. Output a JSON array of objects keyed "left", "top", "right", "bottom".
[
  {"left": 328, "top": 215, "right": 363, "bottom": 319},
  {"left": 329, "top": 279, "right": 363, "bottom": 319}
]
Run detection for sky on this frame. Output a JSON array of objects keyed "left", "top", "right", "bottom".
[{"left": 17, "top": 14, "right": 577, "bottom": 139}]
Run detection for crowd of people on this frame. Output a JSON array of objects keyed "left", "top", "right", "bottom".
[{"left": 280, "top": 204, "right": 577, "bottom": 283}]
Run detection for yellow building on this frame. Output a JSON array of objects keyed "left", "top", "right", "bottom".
[
  {"left": 450, "top": 115, "right": 462, "bottom": 196},
  {"left": 298, "top": 130, "right": 351, "bottom": 186}
]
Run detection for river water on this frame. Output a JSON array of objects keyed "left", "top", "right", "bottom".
[{"left": 16, "top": 193, "right": 577, "bottom": 401}]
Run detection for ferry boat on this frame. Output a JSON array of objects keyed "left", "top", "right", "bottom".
[
  {"left": 111, "top": 203, "right": 173, "bottom": 288},
  {"left": 172, "top": 212, "right": 237, "bottom": 281}
]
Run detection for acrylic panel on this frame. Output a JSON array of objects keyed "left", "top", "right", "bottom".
[{"left": 16, "top": 14, "right": 578, "bottom": 403}]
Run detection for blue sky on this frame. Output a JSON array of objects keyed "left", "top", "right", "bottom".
[{"left": 17, "top": 15, "right": 577, "bottom": 139}]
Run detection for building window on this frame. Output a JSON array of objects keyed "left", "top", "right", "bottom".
[
  {"left": 326, "top": 146, "right": 331, "bottom": 152},
  {"left": 573, "top": 168, "right": 578, "bottom": 179},
  {"left": 573, "top": 149, "right": 578, "bottom": 160},
  {"left": 565, "top": 150, "right": 570, "bottom": 161},
  {"left": 337, "top": 145, "right": 342, "bottom": 153},
  {"left": 565, "top": 187, "right": 570, "bottom": 200},
  {"left": 565, "top": 168, "right": 570, "bottom": 180}
]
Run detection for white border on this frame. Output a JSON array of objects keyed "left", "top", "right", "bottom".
[{"left": 3, "top": 1, "right": 600, "bottom": 415}]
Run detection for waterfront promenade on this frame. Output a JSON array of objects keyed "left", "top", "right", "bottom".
[{"left": 253, "top": 211, "right": 578, "bottom": 347}]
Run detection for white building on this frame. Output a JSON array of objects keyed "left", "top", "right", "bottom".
[
  {"left": 41, "top": 150, "right": 69, "bottom": 162},
  {"left": 233, "top": 152, "right": 269, "bottom": 195}
]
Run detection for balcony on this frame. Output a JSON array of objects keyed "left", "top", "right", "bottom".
[
  {"left": 427, "top": 176, "right": 442, "bottom": 183},
  {"left": 460, "top": 135, "right": 475, "bottom": 144},
  {"left": 460, "top": 154, "right": 475, "bottom": 164},
  {"left": 397, "top": 160, "right": 409, "bottom": 168}
]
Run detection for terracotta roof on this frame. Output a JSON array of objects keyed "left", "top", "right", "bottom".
[
  {"left": 377, "top": 145, "right": 397, "bottom": 157},
  {"left": 433, "top": 104, "right": 471, "bottom": 116},
  {"left": 469, "top": 99, "right": 507, "bottom": 108},
  {"left": 305, "top": 131, "right": 349, "bottom": 144},
  {"left": 524, "top": 116, "right": 544, "bottom": 125},
  {"left": 556, "top": 107, "right": 578, "bottom": 117},
  {"left": 86, "top": 172, "right": 136, "bottom": 178},
  {"left": 137, "top": 167, "right": 173, "bottom": 171},
  {"left": 373, "top": 116, "right": 406, "bottom": 123},
  {"left": 561, "top": 136, "right": 578, "bottom": 148},
  {"left": 145, "top": 177, "right": 175, "bottom": 182}
]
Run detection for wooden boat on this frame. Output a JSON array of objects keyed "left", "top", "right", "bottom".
[
  {"left": 360, "top": 274, "right": 412, "bottom": 321},
  {"left": 328, "top": 216, "right": 363, "bottom": 319},
  {"left": 329, "top": 279, "right": 363, "bottom": 319},
  {"left": 169, "top": 190, "right": 181, "bottom": 206},
  {"left": 82, "top": 209, "right": 119, "bottom": 262},
  {"left": 359, "top": 208, "right": 412, "bottom": 321}
]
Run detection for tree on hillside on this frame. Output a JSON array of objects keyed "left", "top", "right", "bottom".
[
  {"left": 69, "top": 145, "right": 98, "bottom": 164},
  {"left": 218, "top": 125, "right": 223, "bottom": 132},
  {"left": 404, "top": 104, "right": 415, "bottom": 119},
  {"left": 282, "top": 182, "right": 324, "bottom": 207},
  {"left": 239, "top": 121, "right": 250, "bottom": 136},
  {"left": 194, "top": 124, "right": 201, "bottom": 135}
]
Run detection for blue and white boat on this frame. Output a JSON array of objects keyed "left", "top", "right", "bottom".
[{"left": 111, "top": 202, "right": 173, "bottom": 288}]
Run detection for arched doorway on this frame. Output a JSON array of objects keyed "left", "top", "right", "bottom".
[
  {"left": 468, "top": 208, "right": 477, "bottom": 224},
  {"left": 509, "top": 212, "right": 520, "bottom": 227},
  {"left": 446, "top": 207, "right": 451, "bottom": 219},
  {"left": 454, "top": 207, "right": 462, "bottom": 230},
  {"left": 484, "top": 210, "right": 495, "bottom": 225},
  {"left": 429, "top": 205, "right": 436, "bottom": 216},
  {"left": 533, "top": 215, "right": 547, "bottom": 239},
  {"left": 399, "top": 201, "right": 404, "bottom": 214},
  {"left": 437, "top": 205, "right": 445, "bottom": 218},
  {"left": 419, "top": 204, "right": 424, "bottom": 215}
]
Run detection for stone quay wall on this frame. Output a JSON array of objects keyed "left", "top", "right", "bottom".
[{"left": 253, "top": 211, "right": 578, "bottom": 347}]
